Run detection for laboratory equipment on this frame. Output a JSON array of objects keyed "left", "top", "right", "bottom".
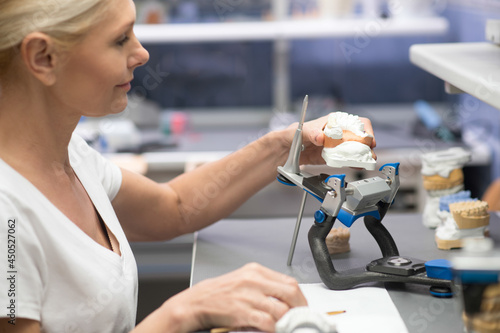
[{"left": 277, "top": 96, "right": 453, "bottom": 294}]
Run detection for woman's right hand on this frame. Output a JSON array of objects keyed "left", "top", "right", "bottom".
[{"left": 157, "top": 263, "right": 308, "bottom": 333}]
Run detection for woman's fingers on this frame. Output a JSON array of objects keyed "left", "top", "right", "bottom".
[
  {"left": 359, "top": 116, "right": 376, "bottom": 148},
  {"left": 239, "top": 263, "right": 307, "bottom": 307}
]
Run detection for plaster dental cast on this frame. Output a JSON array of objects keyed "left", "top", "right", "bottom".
[
  {"left": 0, "top": 0, "right": 376, "bottom": 332},
  {"left": 322, "top": 112, "right": 376, "bottom": 170}
]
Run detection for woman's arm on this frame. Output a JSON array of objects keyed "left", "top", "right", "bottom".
[
  {"left": 482, "top": 178, "right": 500, "bottom": 211},
  {"left": 113, "top": 115, "right": 374, "bottom": 242}
]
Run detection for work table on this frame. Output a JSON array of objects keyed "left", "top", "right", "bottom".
[{"left": 191, "top": 213, "right": 500, "bottom": 332}]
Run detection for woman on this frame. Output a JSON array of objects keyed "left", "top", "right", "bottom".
[{"left": 0, "top": 0, "right": 375, "bottom": 332}]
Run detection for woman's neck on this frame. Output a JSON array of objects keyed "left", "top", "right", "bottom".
[{"left": 0, "top": 82, "right": 80, "bottom": 175}]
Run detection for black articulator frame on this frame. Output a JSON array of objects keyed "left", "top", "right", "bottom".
[
  {"left": 309, "top": 202, "right": 452, "bottom": 290},
  {"left": 276, "top": 96, "right": 452, "bottom": 293},
  {"left": 279, "top": 166, "right": 452, "bottom": 292}
]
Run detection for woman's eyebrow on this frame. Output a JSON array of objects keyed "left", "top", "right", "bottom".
[{"left": 114, "top": 20, "right": 135, "bottom": 34}]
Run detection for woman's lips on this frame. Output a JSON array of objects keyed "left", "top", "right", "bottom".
[{"left": 117, "top": 81, "right": 131, "bottom": 91}]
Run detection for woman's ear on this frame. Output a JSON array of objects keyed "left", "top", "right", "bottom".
[{"left": 19, "top": 32, "right": 59, "bottom": 86}]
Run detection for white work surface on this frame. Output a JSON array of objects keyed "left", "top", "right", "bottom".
[{"left": 191, "top": 213, "right": 500, "bottom": 333}]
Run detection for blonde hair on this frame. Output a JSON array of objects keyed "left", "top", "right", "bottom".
[{"left": 0, "top": 0, "right": 111, "bottom": 76}]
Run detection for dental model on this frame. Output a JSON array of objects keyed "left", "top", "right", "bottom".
[
  {"left": 325, "top": 227, "right": 350, "bottom": 255},
  {"left": 435, "top": 190, "right": 473, "bottom": 229},
  {"left": 462, "top": 283, "right": 500, "bottom": 332},
  {"left": 435, "top": 200, "right": 490, "bottom": 250},
  {"left": 321, "top": 112, "right": 376, "bottom": 170},
  {"left": 421, "top": 147, "right": 471, "bottom": 228}
]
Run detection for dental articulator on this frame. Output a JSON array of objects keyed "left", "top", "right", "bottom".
[{"left": 277, "top": 95, "right": 453, "bottom": 296}]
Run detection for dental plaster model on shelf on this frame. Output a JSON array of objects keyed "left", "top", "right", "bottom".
[
  {"left": 421, "top": 147, "right": 471, "bottom": 228},
  {"left": 322, "top": 112, "right": 376, "bottom": 170},
  {"left": 435, "top": 191, "right": 490, "bottom": 250}
]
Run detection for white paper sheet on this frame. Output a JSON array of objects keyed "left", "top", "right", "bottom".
[
  {"left": 227, "top": 283, "right": 408, "bottom": 333},
  {"left": 299, "top": 283, "right": 408, "bottom": 333}
]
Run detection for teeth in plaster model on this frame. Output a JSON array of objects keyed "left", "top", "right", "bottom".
[
  {"left": 450, "top": 200, "right": 490, "bottom": 229},
  {"left": 435, "top": 200, "right": 490, "bottom": 250},
  {"left": 321, "top": 112, "right": 376, "bottom": 170},
  {"left": 325, "top": 227, "right": 350, "bottom": 255},
  {"left": 422, "top": 168, "right": 465, "bottom": 191}
]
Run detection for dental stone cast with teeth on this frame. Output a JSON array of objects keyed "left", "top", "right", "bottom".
[
  {"left": 434, "top": 191, "right": 490, "bottom": 250},
  {"left": 420, "top": 147, "right": 471, "bottom": 229},
  {"left": 321, "top": 112, "right": 376, "bottom": 170}
]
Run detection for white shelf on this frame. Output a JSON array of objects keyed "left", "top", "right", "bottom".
[
  {"left": 135, "top": 17, "right": 449, "bottom": 43},
  {"left": 410, "top": 42, "right": 500, "bottom": 110}
]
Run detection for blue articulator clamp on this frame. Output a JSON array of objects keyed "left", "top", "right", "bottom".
[
  {"left": 337, "top": 209, "right": 380, "bottom": 228},
  {"left": 426, "top": 259, "right": 453, "bottom": 281},
  {"left": 425, "top": 259, "right": 454, "bottom": 297}
]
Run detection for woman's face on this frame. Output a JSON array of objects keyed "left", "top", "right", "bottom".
[{"left": 54, "top": 0, "right": 149, "bottom": 117}]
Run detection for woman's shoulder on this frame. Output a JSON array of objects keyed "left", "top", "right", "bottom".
[{"left": 0, "top": 162, "right": 35, "bottom": 211}]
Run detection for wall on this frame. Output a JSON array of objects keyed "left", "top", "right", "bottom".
[{"left": 131, "top": 1, "right": 452, "bottom": 109}]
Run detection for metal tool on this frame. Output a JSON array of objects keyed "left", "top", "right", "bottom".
[{"left": 277, "top": 95, "right": 453, "bottom": 293}]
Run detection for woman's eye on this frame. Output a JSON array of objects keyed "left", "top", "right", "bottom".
[{"left": 117, "top": 35, "right": 130, "bottom": 46}]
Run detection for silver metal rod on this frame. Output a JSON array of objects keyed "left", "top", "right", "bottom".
[
  {"left": 298, "top": 95, "right": 308, "bottom": 130},
  {"left": 282, "top": 95, "right": 308, "bottom": 174},
  {"left": 287, "top": 191, "right": 308, "bottom": 266}
]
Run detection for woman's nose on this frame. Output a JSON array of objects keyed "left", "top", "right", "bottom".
[{"left": 129, "top": 37, "right": 150, "bottom": 69}]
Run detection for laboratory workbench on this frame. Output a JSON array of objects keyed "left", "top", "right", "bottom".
[{"left": 191, "top": 212, "right": 500, "bottom": 333}]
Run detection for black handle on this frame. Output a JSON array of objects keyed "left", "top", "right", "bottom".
[{"left": 364, "top": 202, "right": 399, "bottom": 257}]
